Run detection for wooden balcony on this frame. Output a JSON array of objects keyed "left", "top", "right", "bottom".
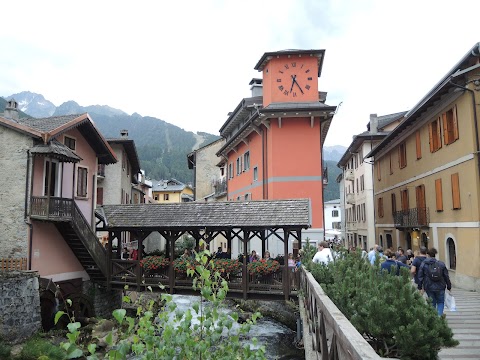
[
  {"left": 30, "top": 196, "right": 73, "bottom": 221},
  {"left": 393, "top": 207, "right": 429, "bottom": 228}
]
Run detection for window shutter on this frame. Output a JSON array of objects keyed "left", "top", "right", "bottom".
[
  {"left": 435, "top": 179, "right": 443, "bottom": 211},
  {"left": 416, "top": 131, "right": 422, "bottom": 159},
  {"left": 442, "top": 113, "right": 448, "bottom": 144},
  {"left": 436, "top": 117, "right": 443, "bottom": 150},
  {"left": 453, "top": 105, "right": 459, "bottom": 141},
  {"left": 428, "top": 122, "right": 434, "bottom": 152},
  {"left": 97, "top": 187, "right": 104, "bottom": 205},
  {"left": 451, "top": 173, "right": 461, "bottom": 209}
]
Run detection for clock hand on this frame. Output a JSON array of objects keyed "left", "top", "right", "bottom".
[
  {"left": 293, "top": 77, "right": 304, "bottom": 94},
  {"left": 290, "top": 75, "right": 296, "bottom": 93}
]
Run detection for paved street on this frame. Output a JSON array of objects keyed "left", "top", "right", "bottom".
[{"left": 438, "top": 287, "right": 480, "bottom": 360}]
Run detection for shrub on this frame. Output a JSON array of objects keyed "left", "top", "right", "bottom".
[
  {"left": 308, "top": 250, "right": 458, "bottom": 359},
  {"left": 247, "top": 259, "right": 280, "bottom": 275},
  {"left": 18, "top": 336, "right": 66, "bottom": 360},
  {"left": 173, "top": 257, "right": 199, "bottom": 273},
  {"left": 139, "top": 255, "right": 169, "bottom": 270},
  {"left": 212, "top": 258, "right": 242, "bottom": 275},
  {"left": 0, "top": 338, "right": 12, "bottom": 360}
]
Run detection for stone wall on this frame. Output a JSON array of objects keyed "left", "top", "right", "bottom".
[
  {"left": 0, "top": 126, "right": 32, "bottom": 258},
  {"left": 82, "top": 281, "right": 122, "bottom": 319},
  {"left": 0, "top": 271, "right": 41, "bottom": 343}
]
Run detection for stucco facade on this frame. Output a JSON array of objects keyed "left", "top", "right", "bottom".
[{"left": 368, "top": 43, "right": 480, "bottom": 291}]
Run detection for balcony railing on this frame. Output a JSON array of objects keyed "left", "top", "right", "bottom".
[
  {"left": 213, "top": 178, "right": 227, "bottom": 197},
  {"left": 30, "top": 196, "right": 73, "bottom": 219},
  {"left": 393, "top": 207, "right": 429, "bottom": 228},
  {"left": 97, "top": 164, "right": 106, "bottom": 178}
]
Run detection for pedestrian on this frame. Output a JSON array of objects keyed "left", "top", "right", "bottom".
[
  {"left": 380, "top": 249, "right": 410, "bottom": 275},
  {"left": 312, "top": 241, "right": 333, "bottom": 265},
  {"left": 396, "top": 248, "right": 408, "bottom": 264},
  {"left": 249, "top": 250, "right": 259, "bottom": 263},
  {"left": 367, "top": 244, "right": 378, "bottom": 265},
  {"left": 411, "top": 246, "right": 427, "bottom": 285},
  {"left": 417, "top": 248, "right": 452, "bottom": 316}
]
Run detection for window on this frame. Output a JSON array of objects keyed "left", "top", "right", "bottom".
[
  {"left": 391, "top": 193, "right": 397, "bottom": 215},
  {"left": 359, "top": 148, "right": 364, "bottom": 164},
  {"left": 377, "top": 159, "right": 381, "bottom": 181},
  {"left": 220, "top": 166, "right": 225, "bottom": 177},
  {"left": 64, "top": 136, "right": 76, "bottom": 151},
  {"left": 228, "top": 163, "right": 233, "bottom": 179},
  {"left": 360, "top": 175, "right": 364, "bottom": 191},
  {"left": 389, "top": 153, "right": 393, "bottom": 174},
  {"left": 378, "top": 197, "right": 384, "bottom": 218},
  {"left": 398, "top": 143, "right": 407, "bottom": 169},
  {"left": 245, "top": 193, "right": 250, "bottom": 201},
  {"left": 356, "top": 179, "right": 359, "bottom": 193},
  {"left": 435, "top": 178, "right": 443, "bottom": 212},
  {"left": 154, "top": 195, "right": 159, "bottom": 201},
  {"left": 253, "top": 166, "right": 258, "bottom": 181},
  {"left": 97, "top": 187, "right": 104, "bottom": 205},
  {"left": 451, "top": 173, "right": 461, "bottom": 209},
  {"left": 362, "top": 203, "right": 366, "bottom": 222},
  {"left": 44, "top": 160, "right": 59, "bottom": 197},
  {"left": 332, "top": 210, "right": 339, "bottom": 217},
  {"left": 243, "top": 151, "right": 250, "bottom": 171},
  {"left": 77, "top": 167, "right": 88, "bottom": 198},
  {"left": 122, "top": 151, "right": 127, "bottom": 171},
  {"left": 447, "top": 238, "right": 456, "bottom": 270},
  {"left": 443, "top": 105, "right": 459, "bottom": 145},
  {"left": 415, "top": 131, "right": 422, "bottom": 159},
  {"left": 428, "top": 117, "right": 442, "bottom": 152},
  {"left": 400, "top": 189, "right": 409, "bottom": 212},
  {"left": 164, "top": 194, "right": 169, "bottom": 201}
]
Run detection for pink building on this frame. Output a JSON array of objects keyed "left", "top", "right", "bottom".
[{"left": 0, "top": 100, "right": 118, "bottom": 326}]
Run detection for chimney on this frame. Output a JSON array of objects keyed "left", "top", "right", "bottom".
[
  {"left": 120, "top": 129, "right": 128, "bottom": 138},
  {"left": 3, "top": 99, "right": 19, "bottom": 121},
  {"left": 369, "top": 114, "right": 378, "bottom": 134},
  {"left": 249, "top": 78, "right": 263, "bottom": 97}
]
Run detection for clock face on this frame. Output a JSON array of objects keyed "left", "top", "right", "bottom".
[{"left": 276, "top": 61, "right": 314, "bottom": 98}]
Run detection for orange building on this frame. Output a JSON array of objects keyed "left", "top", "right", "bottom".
[{"left": 217, "top": 50, "right": 337, "bottom": 252}]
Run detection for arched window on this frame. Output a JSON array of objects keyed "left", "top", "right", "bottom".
[{"left": 447, "top": 238, "right": 456, "bottom": 270}]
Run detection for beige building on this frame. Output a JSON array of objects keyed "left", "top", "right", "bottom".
[
  {"left": 152, "top": 179, "right": 194, "bottom": 203},
  {"left": 367, "top": 43, "right": 480, "bottom": 291},
  {"left": 337, "top": 112, "right": 405, "bottom": 250},
  {"left": 187, "top": 138, "right": 226, "bottom": 202}
]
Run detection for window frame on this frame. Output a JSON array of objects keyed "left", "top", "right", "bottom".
[
  {"left": 243, "top": 151, "right": 250, "bottom": 171},
  {"left": 76, "top": 166, "right": 88, "bottom": 198},
  {"left": 64, "top": 135, "right": 76, "bottom": 151},
  {"left": 378, "top": 197, "right": 384, "bottom": 218}
]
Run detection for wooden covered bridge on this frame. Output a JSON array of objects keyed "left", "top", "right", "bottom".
[{"left": 96, "top": 199, "right": 311, "bottom": 300}]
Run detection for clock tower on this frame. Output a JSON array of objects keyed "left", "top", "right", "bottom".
[{"left": 254, "top": 49, "right": 324, "bottom": 106}]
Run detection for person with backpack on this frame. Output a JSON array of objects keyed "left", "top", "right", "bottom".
[
  {"left": 380, "top": 249, "right": 410, "bottom": 275},
  {"left": 417, "top": 247, "right": 452, "bottom": 316}
]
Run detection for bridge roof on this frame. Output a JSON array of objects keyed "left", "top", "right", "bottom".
[{"left": 98, "top": 199, "right": 311, "bottom": 230}]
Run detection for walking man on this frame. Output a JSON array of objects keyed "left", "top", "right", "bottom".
[
  {"left": 312, "top": 241, "right": 333, "bottom": 265},
  {"left": 417, "top": 247, "right": 452, "bottom": 316}
]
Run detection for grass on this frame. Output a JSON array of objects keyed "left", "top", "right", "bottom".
[
  {"left": 0, "top": 338, "right": 12, "bottom": 360},
  {"left": 16, "top": 336, "right": 66, "bottom": 360}
]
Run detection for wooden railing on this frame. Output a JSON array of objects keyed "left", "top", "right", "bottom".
[
  {"left": 108, "top": 260, "right": 300, "bottom": 299},
  {"left": 1, "top": 258, "right": 28, "bottom": 271},
  {"left": 30, "top": 196, "right": 107, "bottom": 278},
  {"left": 300, "top": 268, "right": 384, "bottom": 360}
]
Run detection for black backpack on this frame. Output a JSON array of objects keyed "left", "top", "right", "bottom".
[{"left": 427, "top": 260, "right": 443, "bottom": 282}]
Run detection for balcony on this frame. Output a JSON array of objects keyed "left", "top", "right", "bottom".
[
  {"left": 213, "top": 178, "right": 227, "bottom": 197},
  {"left": 346, "top": 193, "right": 355, "bottom": 204},
  {"left": 393, "top": 207, "right": 429, "bottom": 228}
]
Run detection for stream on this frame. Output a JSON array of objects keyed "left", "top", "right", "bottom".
[{"left": 170, "top": 295, "right": 305, "bottom": 360}]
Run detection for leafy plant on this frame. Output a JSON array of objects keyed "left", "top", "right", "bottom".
[
  {"left": 212, "top": 258, "right": 242, "bottom": 276},
  {"left": 139, "top": 255, "right": 169, "bottom": 270},
  {"left": 173, "top": 257, "right": 199, "bottom": 273},
  {"left": 0, "top": 338, "right": 12, "bottom": 360},
  {"left": 55, "top": 241, "right": 267, "bottom": 359},
  {"left": 247, "top": 259, "right": 280, "bottom": 275}
]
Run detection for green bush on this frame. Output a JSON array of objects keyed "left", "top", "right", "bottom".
[
  {"left": 308, "top": 249, "right": 458, "bottom": 359},
  {"left": 18, "top": 336, "right": 66, "bottom": 360},
  {"left": 0, "top": 338, "right": 12, "bottom": 360}
]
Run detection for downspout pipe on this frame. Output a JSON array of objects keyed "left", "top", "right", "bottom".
[
  {"left": 25, "top": 150, "right": 33, "bottom": 270},
  {"left": 448, "top": 79, "right": 480, "bottom": 178}
]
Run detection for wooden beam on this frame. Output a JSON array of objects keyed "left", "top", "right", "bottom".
[{"left": 284, "top": 229, "right": 289, "bottom": 301}]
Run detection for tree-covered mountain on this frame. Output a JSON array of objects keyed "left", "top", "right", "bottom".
[
  {"left": 1, "top": 92, "right": 219, "bottom": 183},
  {"left": 323, "top": 160, "right": 342, "bottom": 202}
]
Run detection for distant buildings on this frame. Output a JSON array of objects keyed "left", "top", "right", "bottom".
[{"left": 151, "top": 178, "right": 193, "bottom": 203}]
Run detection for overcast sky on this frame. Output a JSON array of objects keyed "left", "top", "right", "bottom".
[{"left": 1, "top": 0, "right": 479, "bottom": 146}]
